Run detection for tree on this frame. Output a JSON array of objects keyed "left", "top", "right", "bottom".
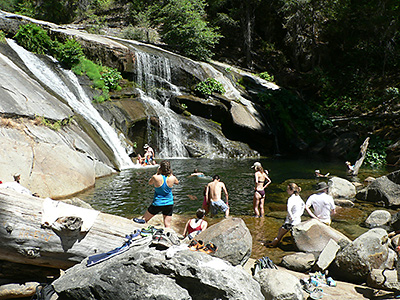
[{"left": 158, "top": 0, "right": 222, "bottom": 61}]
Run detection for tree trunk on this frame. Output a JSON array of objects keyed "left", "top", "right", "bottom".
[
  {"left": 352, "top": 137, "right": 370, "bottom": 175},
  {"left": 0, "top": 189, "right": 140, "bottom": 270}
]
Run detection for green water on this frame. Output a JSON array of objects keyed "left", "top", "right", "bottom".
[{"left": 77, "top": 157, "right": 394, "bottom": 261}]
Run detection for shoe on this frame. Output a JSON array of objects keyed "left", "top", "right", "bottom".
[
  {"left": 309, "top": 288, "right": 323, "bottom": 300},
  {"left": 198, "top": 242, "right": 217, "bottom": 254},
  {"left": 156, "top": 232, "right": 180, "bottom": 249},
  {"left": 133, "top": 218, "right": 145, "bottom": 224},
  {"left": 188, "top": 239, "right": 204, "bottom": 251},
  {"left": 140, "top": 225, "right": 157, "bottom": 237}
]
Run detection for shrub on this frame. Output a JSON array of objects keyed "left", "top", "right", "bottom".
[
  {"left": 55, "top": 38, "right": 84, "bottom": 69},
  {"left": 101, "top": 66, "right": 122, "bottom": 91},
  {"left": 0, "top": 30, "right": 5, "bottom": 43},
  {"left": 259, "top": 71, "right": 275, "bottom": 82},
  {"left": 14, "top": 23, "right": 53, "bottom": 55},
  {"left": 195, "top": 78, "right": 225, "bottom": 97}
]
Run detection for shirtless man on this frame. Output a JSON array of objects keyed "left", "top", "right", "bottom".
[{"left": 205, "top": 174, "right": 229, "bottom": 218}]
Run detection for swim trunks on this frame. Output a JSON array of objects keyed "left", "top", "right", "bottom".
[
  {"left": 211, "top": 199, "right": 228, "bottom": 215},
  {"left": 148, "top": 204, "right": 174, "bottom": 216}
]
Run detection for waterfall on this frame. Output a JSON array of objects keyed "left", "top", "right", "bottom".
[
  {"left": 134, "top": 51, "right": 187, "bottom": 158},
  {"left": 7, "top": 39, "right": 134, "bottom": 170}
]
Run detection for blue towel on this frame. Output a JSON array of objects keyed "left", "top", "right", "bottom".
[{"left": 87, "top": 230, "right": 141, "bottom": 267}]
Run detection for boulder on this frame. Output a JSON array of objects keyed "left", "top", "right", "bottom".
[
  {"left": 356, "top": 176, "right": 400, "bottom": 207},
  {"left": 314, "top": 239, "right": 340, "bottom": 271},
  {"left": 364, "top": 210, "right": 392, "bottom": 229},
  {"left": 196, "top": 218, "right": 252, "bottom": 266},
  {"left": 254, "top": 268, "right": 304, "bottom": 300},
  {"left": 388, "top": 169, "right": 400, "bottom": 185},
  {"left": 329, "top": 176, "right": 356, "bottom": 199},
  {"left": 332, "top": 228, "right": 391, "bottom": 283},
  {"left": 367, "top": 268, "right": 400, "bottom": 292},
  {"left": 280, "top": 252, "right": 316, "bottom": 272},
  {"left": 53, "top": 241, "right": 264, "bottom": 300},
  {"left": 291, "top": 219, "right": 351, "bottom": 253}
]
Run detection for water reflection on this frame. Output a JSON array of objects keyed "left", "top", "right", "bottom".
[{"left": 77, "top": 157, "right": 393, "bottom": 260}]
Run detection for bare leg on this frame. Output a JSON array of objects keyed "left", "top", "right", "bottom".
[
  {"left": 143, "top": 210, "right": 154, "bottom": 223},
  {"left": 259, "top": 196, "right": 265, "bottom": 217},
  {"left": 163, "top": 215, "right": 172, "bottom": 228},
  {"left": 268, "top": 227, "right": 289, "bottom": 247},
  {"left": 253, "top": 192, "right": 261, "bottom": 217},
  {"left": 225, "top": 207, "right": 230, "bottom": 218}
]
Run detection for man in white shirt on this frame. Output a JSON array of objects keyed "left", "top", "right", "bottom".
[{"left": 305, "top": 181, "right": 336, "bottom": 225}]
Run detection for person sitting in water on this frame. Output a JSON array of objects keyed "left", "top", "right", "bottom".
[
  {"left": 315, "top": 169, "right": 330, "bottom": 178},
  {"left": 143, "top": 144, "right": 156, "bottom": 165},
  {"left": 189, "top": 169, "right": 205, "bottom": 177},
  {"left": 345, "top": 161, "right": 354, "bottom": 174},
  {"left": 183, "top": 208, "right": 208, "bottom": 239}
]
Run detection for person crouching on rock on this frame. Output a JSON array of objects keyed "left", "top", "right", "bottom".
[
  {"left": 266, "top": 183, "right": 305, "bottom": 247},
  {"left": 183, "top": 208, "right": 208, "bottom": 240}
]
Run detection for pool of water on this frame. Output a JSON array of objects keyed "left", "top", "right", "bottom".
[{"left": 77, "top": 157, "right": 394, "bottom": 261}]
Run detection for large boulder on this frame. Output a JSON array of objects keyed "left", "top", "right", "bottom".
[
  {"left": 291, "top": 219, "right": 351, "bottom": 254},
  {"left": 196, "top": 218, "right": 252, "bottom": 266},
  {"left": 386, "top": 140, "right": 400, "bottom": 167},
  {"left": 332, "top": 228, "right": 391, "bottom": 283},
  {"left": 328, "top": 176, "right": 356, "bottom": 199},
  {"left": 254, "top": 268, "right": 304, "bottom": 300},
  {"left": 0, "top": 124, "right": 114, "bottom": 198},
  {"left": 53, "top": 241, "right": 264, "bottom": 300},
  {"left": 356, "top": 176, "right": 400, "bottom": 207}
]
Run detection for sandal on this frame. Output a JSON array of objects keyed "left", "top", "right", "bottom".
[
  {"left": 198, "top": 242, "right": 217, "bottom": 254},
  {"left": 133, "top": 218, "right": 145, "bottom": 224},
  {"left": 188, "top": 239, "right": 204, "bottom": 251}
]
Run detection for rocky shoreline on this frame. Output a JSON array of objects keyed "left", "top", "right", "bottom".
[{"left": 1, "top": 170, "right": 400, "bottom": 299}]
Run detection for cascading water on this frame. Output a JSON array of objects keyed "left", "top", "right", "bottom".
[
  {"left": 134, "top": 51, "right": 188, "bottom": 158},
  {"left": 7, "top": 39, "right": 134, "bottom": 170}
]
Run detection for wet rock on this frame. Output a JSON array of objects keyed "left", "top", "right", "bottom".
[
  {"left": 291, "top": 219, "right": 351, "bottom": 254},
  {"left": 196, "top": 218, "right": 252, "bottom": 266},
  {"left": 365, "top": 210, "right": 392, "bottom": 229},
  {"left": 281, "top": 252, "right": 316, "bottom": 272},
  {"left": 356, "top": 176, "right": 400, "bottom": 207},
  {"left": 254, "top": 268, "right": 304, "bottom": 300}
]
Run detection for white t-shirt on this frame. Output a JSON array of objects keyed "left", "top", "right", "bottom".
[
  {"left": 306, "top": 192, "right": 335, "bottom": 224},
  {"left": 285, "top": 194, "right": 305, "bottom": 225}
]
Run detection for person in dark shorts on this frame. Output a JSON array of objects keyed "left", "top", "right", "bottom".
[
  {"left": 266, "top": 183, "right": 305, "bottom": 247},
  {"left": 134, "top": 160, "right": 179, "bottom": 228}
]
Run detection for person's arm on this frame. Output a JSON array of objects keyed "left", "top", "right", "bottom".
[
  {"left": 183, "top": 220, "right": 190, "bottom": 236},
  {"left": 205, "top": 185, "right": 210, "bottom": 203},
  {"left": 263, "top": 175, "right": 272, "bottom": 189},
  {"left": 173, "top": 175, "right": 179, "bottom": 184},
  {"left": 149, "top": 174, "right": 156, "bottom": 185},
  {"left": 287, "top": 198, "right": 295, "bottom": 222},
  {"left": 254, "top": 173, "right": 258, "bottom": 190},
  {"left": 201, "top": 220, "right": 208, "bottom": 231},
  {"left": 222, "top": 183, "right": 229, "bottom": 205},
  {"left": 305, "top": 204, "right": 318, "bottom": 220}
]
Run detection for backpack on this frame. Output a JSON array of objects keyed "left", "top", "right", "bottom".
[
  {"left": 252, "top": 256, "right": 277, "bottom": 276},
  {"left": 31, "top": 284, "right": 56, "bottom": 300}
]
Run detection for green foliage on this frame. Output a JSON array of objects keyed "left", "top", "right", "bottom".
[
  {"left": 35, "top": 115, "right": 74, "bottom": 131},
  {"left": 14, "top": 23, "right": 53, "bottom": 55},
  {"left": 159, "top": 0, "right": 222, "bottom": 61},
  {"left": 120, "top": 25, "right": 159, "bottom": 43},
  {"left": 258, "top": 71, "right": 275, "bottom": 82},
  {"left": 0, "top": 31, "right": 6, "bottom": 44},
  {"left": 365, "top": 137, "right": 390, "bottom": 167},
  {"left": 310, "top": 112, "right": 333, "bottom": 131},
  {"left": 195, "top": 78, "right": 225, "bottom": 97},
  {"left": 54, "top": 39, "right": 84, "bottom": 69},
  {"left": 101, "top": 66, "right": 122, "bottom": 91},
  {"left": 0, "top": 0, "right": 18, "bottom": 12}
]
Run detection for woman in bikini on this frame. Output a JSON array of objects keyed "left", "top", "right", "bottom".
[
  {"left": 252, "top": 162, "right": 271, "bottom": 217},
  {"left": 183, "top": 208, "right": 208, "bottom": 239}
]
